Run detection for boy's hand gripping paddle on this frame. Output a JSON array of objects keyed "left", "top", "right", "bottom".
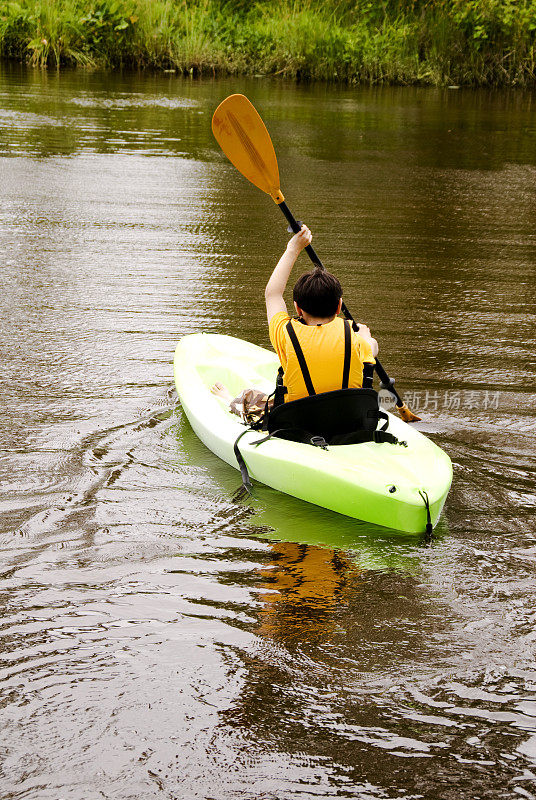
[{"left": 212, "top": 93, "right": 420, "bottom": 423}]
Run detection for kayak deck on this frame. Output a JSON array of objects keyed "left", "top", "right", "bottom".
[{"left": 174, "top": 333, "right": 452, "bottom": 533}]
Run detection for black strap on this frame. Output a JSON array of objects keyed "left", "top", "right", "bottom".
[
  {"left": 252, "top": 423, "right": 406, "bottom": 449},
  {"left": 330, "top": 429, "right": 404, "bottom": 446},
  {"left": 252, "top": 428, "right": 328, "bottom": 448},
  {"left": 272, "top": 366, "right": 287, "bottom": 410},
  {"left": 233, "top": 429, "right": 253, "bottom": 495},
  {"left": 342, "top": 319, "right": 351, "bottom": 389},
  {"left": 378, "top": 410, "right": 389, "bottom": 430},
  {"left": 419, "top": 489, "right": 433, "bottom": 535},
  {"left": 286, "top": 319, "right": 352, "bottom": 396},
  {"left": 286, "top": 321, "right": 316, "bottom": 396}
]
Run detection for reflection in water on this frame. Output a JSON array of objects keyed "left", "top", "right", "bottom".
[
  {"left": 258, "top": 542, "right": 353, "bottom": 643},
  {"left": 0, "top": 66, "right": 535, "bottom": 799}
]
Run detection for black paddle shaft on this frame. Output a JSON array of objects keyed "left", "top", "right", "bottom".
[{"left": 278, "top": 200, "right": 404, "bottom": 408}]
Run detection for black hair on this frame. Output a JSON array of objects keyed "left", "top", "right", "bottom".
[{"left": 292, "top": 268, "right": 342, "bottom": 318}]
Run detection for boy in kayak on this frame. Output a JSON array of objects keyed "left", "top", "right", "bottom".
[
  {"left": 212, "top": 225, "right": 378, "bottom": 418},
  {"left": 264, "top": 224, "right": 377, "bottom": 401}
]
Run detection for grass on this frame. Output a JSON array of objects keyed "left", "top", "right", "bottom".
[{"left": 0, "top": 0, "right": 535, "bottom": 85}]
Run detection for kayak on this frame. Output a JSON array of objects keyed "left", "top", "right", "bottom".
[{"left": 173, "top": 333, "right": 452, "bottom": 533}]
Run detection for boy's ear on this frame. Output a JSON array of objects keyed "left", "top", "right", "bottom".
[
  {"left": 293, "top": 300, "right": 301, "bottom": 316},
  {"left": 337, "top": 297, "right": 343, "bottom": 314}
]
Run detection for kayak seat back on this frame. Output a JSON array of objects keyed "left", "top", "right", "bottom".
[{"left": 267, "top": 388, "right": 381, "bottom": 443}]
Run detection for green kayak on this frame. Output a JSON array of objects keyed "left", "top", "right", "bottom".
[{"left": 174, "top": 333, "right": 452, "bottom": 533}]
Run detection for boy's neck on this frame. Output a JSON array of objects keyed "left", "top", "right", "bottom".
[{"left": 300, "top": 311, "right": 337, "bottom": 326}]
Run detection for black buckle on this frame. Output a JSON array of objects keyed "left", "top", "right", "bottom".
[{"left": 310, "top": 436, "right": 328, "bottom": 450}]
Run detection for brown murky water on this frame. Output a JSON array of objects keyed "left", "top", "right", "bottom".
[{"left": 0, "top": 64, "right": 535, "bottom": 799}]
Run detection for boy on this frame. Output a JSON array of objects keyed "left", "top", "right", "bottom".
[
  {"left": 212, "top": 225, "right": 377, "bottom": 413},
  {"left": 265, "top": 224, "right": 377, "bottom": 402}
]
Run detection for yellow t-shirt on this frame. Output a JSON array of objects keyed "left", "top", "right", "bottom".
[{"left": 268, "top": 312, "right": 375, "bottom": 403}]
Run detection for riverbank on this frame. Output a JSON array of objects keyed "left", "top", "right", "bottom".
[{"left": 1, "top": 0, "right": 535, "bottom": 85}]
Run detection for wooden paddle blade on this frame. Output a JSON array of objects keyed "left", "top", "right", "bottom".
[{"left": 212, "top": 94, "right": 285, "bottom": 204}]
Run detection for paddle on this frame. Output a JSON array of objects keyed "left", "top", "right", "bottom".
[{"left": 212, "top": 93, "right": 421, "bottom": 423}]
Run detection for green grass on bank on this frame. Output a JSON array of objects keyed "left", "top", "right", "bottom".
[{"left": 0, "top": 0, "right": 535, "bottom": 85}]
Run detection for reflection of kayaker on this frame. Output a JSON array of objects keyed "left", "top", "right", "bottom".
[
  {"left": 257, "top": 542, "right": 354, "bottom": 642},
  {"left": 211, "top": 223, "right": 378, "bottom": 418}
]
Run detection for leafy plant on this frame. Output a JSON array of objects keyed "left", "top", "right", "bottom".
[{"left": 0, "top": 0, "right": 534, "bottom": 83}]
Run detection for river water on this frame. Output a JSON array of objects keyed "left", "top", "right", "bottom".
[{"left": 0, "top": 65, "right": 535, "bottom": 799}]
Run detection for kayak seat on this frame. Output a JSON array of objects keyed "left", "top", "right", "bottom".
[
  {"left": 234, "top": 388, "right": 406, "bottom": 500},
  {"left": 265, "top": 387, "right": 390, "bottom": 446}
]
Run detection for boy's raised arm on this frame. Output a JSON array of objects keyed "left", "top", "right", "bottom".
[{"left": 265, "top": 225, "right": 312, "bottom": 323}]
